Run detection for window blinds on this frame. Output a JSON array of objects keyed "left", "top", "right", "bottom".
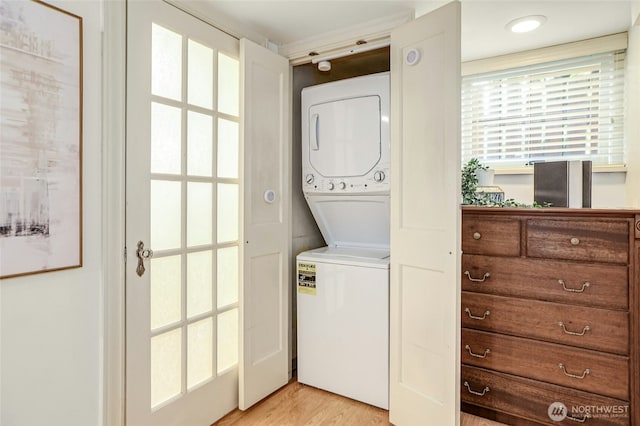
[{"left": 461, "top": 50, "right": 626, "bottom": 168}]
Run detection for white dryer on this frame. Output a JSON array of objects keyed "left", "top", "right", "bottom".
[
  {"left": 301, "top": 71, "right": 390, "bottom": 240},
  {"left": 297, "top": 72, "right": 390, "bottom": 409}
]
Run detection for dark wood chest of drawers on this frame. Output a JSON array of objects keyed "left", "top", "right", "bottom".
[{"left": 461, "top": 207, "right": 640, "bottom": 426}]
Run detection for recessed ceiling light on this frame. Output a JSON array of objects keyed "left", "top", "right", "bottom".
[{"left": 506, "top": 15, "right": 547, "bottom": 33}]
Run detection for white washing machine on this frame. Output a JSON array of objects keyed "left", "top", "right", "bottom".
[
  {"left": 297, "top": 247, "right": 389, "bottom": 409},
  {"left": 297, "top": 72, "right": 390, "bottom": 409}
]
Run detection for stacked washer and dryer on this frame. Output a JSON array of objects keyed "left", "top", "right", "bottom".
[{"left": 296, "top": 72, "right": 390, "bottom": 409}]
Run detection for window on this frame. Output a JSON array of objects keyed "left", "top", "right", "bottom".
[{"left": 461, "top": 50, "right": 626, "bottom": 168}]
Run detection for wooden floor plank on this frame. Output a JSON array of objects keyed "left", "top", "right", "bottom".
[{"left": 213, "top": 380, "right": 507, "bottom": 426}]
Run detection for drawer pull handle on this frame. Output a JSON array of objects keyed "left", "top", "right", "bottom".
[
  {"left": 558, "top": 322, "right": 591, "bottom": 336},
  {"left": 566, "top": 414, "right": 591, "bottom": 423},
  {"left": 465, "top": 344, "right": 491, "bottom": 358},
  {"left": 464, "top": 308, "right": 490, "bottom": 320},
  {"left": 464, "top": 271, "right": 491, "bottom": 282},
  {"left": 463, "top": 381, "right": 490, "bottom": 396},
  {"left": 558, "top": 280, "right": 591, "bottom": 293},
  {"left": 570, "top": 237, "right": 580, "bottom": 245},
  {"left": 559, "top": 363, "right": 591, "bottom": 379},
  {"left": 473, "top": 232, "right": 481, "bottom": 240}
]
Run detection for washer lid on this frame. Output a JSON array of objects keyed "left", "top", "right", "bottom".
[
  {"left": 297, "top": 246, "right": 390, "bottom": 269},
  {"left": 305, "top": 194, "right": 389, "bottom": 249}
]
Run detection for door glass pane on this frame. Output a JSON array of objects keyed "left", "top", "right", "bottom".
[
  {"left": 187, "top": 182, "right": 212, "bottom": 246},
  {"left": 217, "top": 308, "right": 238, "bottom": 373},
  {"left": 151, "top": 102, "right": 182, "bottom": 175},
  {"left": 217, "top": 183, "right": 238, "bottom": 243},
  {"left": 218, "top": 53, "right": 239, "bottom": 116},
  {"left": 150, "top": 255, "right": 182, "bottom": 330},
  {"left": 151, "top": 328, "right": 182, "bottom": 408},
  {"left": 187, "top": 317, "right": 213, "bottom": 389},
  {"left": 217, "top": 246, "right": 238, "bottom": 308},
  {"left": 151, "top": 180, "right": 181, "bottom": 250},
  {"left": 152, "top": 23, "right": 182, "bottom": 101},
  {"left": 188, "top": 40, "right": 213, "bottom": 110},
  {"left": 217, "top": 118, "right": 239, "bottom": 179},
  {"left": 187, "top": 111, "right": 212, "bottom": 177},
  {"left": 187, "top": 250, "right": 213, "bottom": 318}
]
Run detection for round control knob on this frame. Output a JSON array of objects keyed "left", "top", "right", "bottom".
[
  {"left": 328, "top": 182, "right": 335, "bottom": 190},
  {"left": 373, "top": 170, "right": 386, "bottom": 182},
  {"left": 338, "top": 182, "right": 346, "bottom": 190},
  {"left": 305, "top": 174, "right": 314, "bottom": 184}
]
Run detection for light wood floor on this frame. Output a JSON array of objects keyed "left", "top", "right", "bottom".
[{"left": 213, "top": 380, "right": 507, "bottom": 426}]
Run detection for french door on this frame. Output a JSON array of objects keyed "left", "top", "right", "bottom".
[
  {"left": 125, "top": 2, "right": 241, "bottom": 424},
  {"left": 125, "top": 2, "right": 291, "bottom": 424}
]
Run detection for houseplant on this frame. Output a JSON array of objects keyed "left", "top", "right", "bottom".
[
  {"left": 461, "top": 158, "right": 488, "bottom": 205},
  {"left": 461, "top": 158, "right": 544, "bottom": 207}
]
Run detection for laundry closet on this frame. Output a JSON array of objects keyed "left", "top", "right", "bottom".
[
  {"left": 287, "top": 4, "right": 462, "bottom": 421},
  {"left": 290, "top": 46, "right": 391, "bottom": 370}
]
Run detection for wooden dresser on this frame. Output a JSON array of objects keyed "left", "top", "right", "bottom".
[{"left": 461, "top": 207, "right": 640, "bottom": 426}]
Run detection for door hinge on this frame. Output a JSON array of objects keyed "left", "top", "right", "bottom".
[{"left": 124, "top": 246, "right": 127, "bottom": 263}]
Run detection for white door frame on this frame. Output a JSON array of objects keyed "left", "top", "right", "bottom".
[{"left": 102, "top": 1, "right": 126, "bottom": 424}]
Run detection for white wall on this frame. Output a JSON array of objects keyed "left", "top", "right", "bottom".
[
  {"left": 0, "top": 1, "right": 103, "bottom": 425},
  {"left": 625, "top": 16, "right": 640, "bottom": 208},
  {"left": 494, "top": 172, "right": 627, "bottom": 208}
]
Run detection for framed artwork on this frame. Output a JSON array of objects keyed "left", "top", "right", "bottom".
[{"left": 0, "top": 0, "right": 83, "bottom": 279}]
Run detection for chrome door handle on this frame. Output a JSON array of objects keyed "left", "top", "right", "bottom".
[{"left": 136, "top": 240, "right": 154, "bottom": 277}]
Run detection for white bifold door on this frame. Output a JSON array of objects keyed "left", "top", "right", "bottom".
[
  {"left": 125, "top": 2, "right": 290, "bottom": 425},
  {"left": 389, "top": 2, "right": 461, "bottom": 426}
]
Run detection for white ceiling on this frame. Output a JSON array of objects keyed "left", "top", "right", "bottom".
[{"left": 197, "top": 0, "right": 633, "bottom": 61}]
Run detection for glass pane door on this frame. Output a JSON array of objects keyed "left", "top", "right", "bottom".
[
  {"left": 149, "top": 22, "right": 241, "bottom": 409},
  {"left": 126, "top": 2, "right": 241, "bottom": 424}
]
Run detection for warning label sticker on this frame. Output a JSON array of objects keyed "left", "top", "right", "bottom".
[{"left": 297, "top": 262, "right": 316, "bottom": 295}]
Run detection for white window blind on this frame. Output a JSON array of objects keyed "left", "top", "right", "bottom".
[{"left": 461, "top": 50, "right": 626, "bottom": 168}]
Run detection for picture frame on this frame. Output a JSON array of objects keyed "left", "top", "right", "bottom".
[{"left": 0, "top": 0, "right": 83, "bottom": 279}]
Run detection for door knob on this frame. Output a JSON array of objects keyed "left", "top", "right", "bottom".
[{"left": 136, "top": 240, "right": 154, "bottom": 277}]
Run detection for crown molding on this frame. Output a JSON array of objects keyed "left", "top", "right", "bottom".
[
  {"left": 279, "top": 10, "right": 413, "bottom": 65},
  {"left": 165, "top": 0, "right": 269, "bottom": 48}
]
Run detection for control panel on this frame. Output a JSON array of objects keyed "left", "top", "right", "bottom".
[{"left": 302, "top": 168, "right": 390, "bottom": 194}]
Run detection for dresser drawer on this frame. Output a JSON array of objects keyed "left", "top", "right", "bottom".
[
  {"left": 462, "top": 365, "right": 630, "bottom": 426},
  {"left": 462, "top": 255, "right": 629, "bottom": 310},
  {"left": 527, "top": 219, "right": 629, "bottom": 264},
  {"left": 462, "top": 328, "right": 629, "bottom": 400},
  {"left": 462, "top": 215, "right": 521, "bottom": 257},
  {"left": 461, "top": 292, "right": 629, "bottom": 355}
]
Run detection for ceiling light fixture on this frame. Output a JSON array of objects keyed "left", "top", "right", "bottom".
[{"left": 506, "top": 15, "right": 547, "bottom": 33}]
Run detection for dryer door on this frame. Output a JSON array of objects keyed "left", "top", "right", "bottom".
[{"left": 309, "top": 95, "right": 381, "bottom": 177}]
